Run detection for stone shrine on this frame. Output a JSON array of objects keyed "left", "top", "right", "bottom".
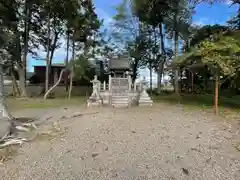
[{"left": 87, "top": 57, "right": 153, "bottom": 108}]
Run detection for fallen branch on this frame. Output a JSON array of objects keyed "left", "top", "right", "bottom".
[
  {"left": 22, "top": 122, "right": 37, "bottom": 129},
  {"left": 44, "top": 69, "right": 66, "bottom": 100},
  {"left": 0, "top": 137, "right": 27, "bottom": 149},
  {"left": 15, "top": 126, "right": 30, "bottom": 132},
  {"left": 60, "top": 112, "right": 99, "bottom": 119}
]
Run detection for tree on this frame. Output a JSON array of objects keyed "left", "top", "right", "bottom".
[
  {"left": 228, "top": 0, "right": 240, "bottom": 30},
  {"left": 67, "top": 0, "right": 101, "bottom": 99},
  {"left": 0, "top": 1, "right": 16, "bottom": 137},
  {"left": 70, "top": 54, "right": 95, "bottom": 82},
  {"left": 41, "top": 0, "right": 101, "bottom": 99},
  {"left": 36, "top": 0, "right": 67, "bottom": 93},
  {"left": 132, "top": 0, "right": 171, "bottom": 92},
  {"left": 126, "top": 34, "right": 149, "bottom": 82},
  {"left": 0, "top": 0, "right": 45, "bottom": 97},
  {"left": 132, "top": 0, "right": 193, "bottom": 94},
  {"left": 178, "top": 24, "right": 230, "bottom": 93},
  {"left": 0, "top": 62, "right": 12, "bottom": 138},
  {"left": 173, "top": 30, "right": 240, "bottom": 115},
  {"left": 111, "top": 0, "right": 147, "bottom": 82}
]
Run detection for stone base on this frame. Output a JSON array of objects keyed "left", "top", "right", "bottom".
[
  {"left": 139, "top": 101, "right": 153, "bottom": 106},
  {"left": 87, "top": 99, "right": 102, "bottom": 108},
  {"left": 138, "top": 89, "right": 153, "bottom": 106}
]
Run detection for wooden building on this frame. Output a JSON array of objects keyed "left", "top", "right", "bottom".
[
  {"left": 30, "top": 64, "right": 68, "bottom": 85},
  {"left": 108, "top": 57, "right": 131, "bottom": 77}
]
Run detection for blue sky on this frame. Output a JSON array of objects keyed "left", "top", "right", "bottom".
[{"left": 28, "top": 0, "right": 238, "bottom": 82}]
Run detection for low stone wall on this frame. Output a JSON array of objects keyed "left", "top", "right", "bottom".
[{"left": 4, "top": 85, "right": 92, "bottom": 97}]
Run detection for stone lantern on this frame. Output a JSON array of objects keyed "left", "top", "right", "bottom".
[{"left": 87, "top": 75, "right": 103, "bottom": 107}]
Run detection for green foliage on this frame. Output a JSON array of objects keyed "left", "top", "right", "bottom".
[
  {"left": 175, "top": 31, "right": 240, "bottom": 77},
  {"left": 132, "top": 0, "right": 172, "bottom": 26},
  {"left": 186, "top": 24, "right": 228, "bottom": 49},
  {"left": 111, "top": 0, "right": 152, "bottom": 80},
  {"left": 199, "top": 34, "right": 240, "bottom": 75},
  {"left": 69, "top": 55, "right": 95, "bottom": 82}
]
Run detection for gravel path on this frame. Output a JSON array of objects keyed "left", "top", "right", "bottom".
[{"left": 0, "top": 104, "right": 240, "bottom": 180}]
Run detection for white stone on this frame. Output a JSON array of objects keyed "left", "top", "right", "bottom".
[{"left": 138, "top": 77, "right": 153, "bottom": 106}]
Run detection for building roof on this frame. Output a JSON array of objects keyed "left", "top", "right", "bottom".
[
  {"left": 108, "top": 58, "right": 130, "bottom": 70},
  {"left": 34, "top": 63, "right": 65, "bottom": 68}
]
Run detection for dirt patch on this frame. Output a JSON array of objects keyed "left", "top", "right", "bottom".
[
  {"left": 0, "top": 104, "right": 240, "bottom": 180},
  {"left": 0, "top": 145, "right": 19, "bottom": 164}
]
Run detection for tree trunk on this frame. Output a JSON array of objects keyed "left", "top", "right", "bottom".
[
  {"left": 157, "top": 62, "right": 164, "bottom": 93},
  {"left": 18, "top": 65, "right": 28, "bottom": 97},
  {"left": 157, "top": 22, "right": 166, "bottom": 94},
  {"left": 11, "top": 68, "right": 20, "bottom": 97},
  {"left": 68, "top": 39, "right": 75, "bottom": 99},
  {"left": 214, "top": 71, "right": 219, "bottom": 115},
  {"left": 132, "top": 60, "right": 138, "bottom": 83},
  {"left": 0, "top": 64, "right": 12, "bottom": 138},
  {"left": 149, "top": 62, "right": 152, "bottom": 96},
  {"left": 65, "top": 29, "right": 70, "bottom": 92},
  {"left": 20, "top": 2, "right": 31, "bottom": 98},
  {"left": 49, "top": 32, "right": 59, "bottom": 73},
  {"left": 68, "top": 68, "right": 73, "bottom": 99},
  {"left": 45, "top": 14, "right": 51, "bottom": 93},
  {"left": 14, "top": 32, "right": 27, "bottom": 97},
  {"left": 173, "top": 4, "right": 179, "bottom": 96},
  {"left": 174, "top": 31, "right": 179, "bottom": 95}
]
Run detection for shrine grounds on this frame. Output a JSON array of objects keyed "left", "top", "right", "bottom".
[{"left": 0, "top": 96, "right": 240, "bottom": 180}]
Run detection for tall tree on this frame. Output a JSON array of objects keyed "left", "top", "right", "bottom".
[
  {"left": 0, "top": 0, "right": 44, "bottom": 97},
  {"left": 132, "top": 0, "right": 193, "bottom": 93},
  {"left": 174, "top": 31, "right": 240, "bottom": 115},
  {"left": 112, "top": 0, "right": 148, "bottom": 82},
  {"left": 132, "top": 0, "right": 171, "bottom": 92}
]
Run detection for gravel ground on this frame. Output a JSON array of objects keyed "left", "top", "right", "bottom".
[{"left": 0, "top": 104, "right": 240, "bottom": 180}]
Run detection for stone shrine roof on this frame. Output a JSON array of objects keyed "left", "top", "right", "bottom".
[{"left": 108, "top": 57, "right": 130, "bottom": 70}]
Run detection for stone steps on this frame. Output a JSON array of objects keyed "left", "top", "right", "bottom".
[{"left": 111, "top": 95, "right": 129, "bottom": 107}]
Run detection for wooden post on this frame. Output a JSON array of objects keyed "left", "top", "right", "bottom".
[
  {"left": 191, "top": 71, "right": 194, "bottom": 94},
  {"left": 103, "top": 81, "right": 106, "bottom": 91},
  {"left": 108, "top": 75, "right": 111, "bottom": 91},
  {"left": 134, "top": 82, "right": 137, "bottom": 92},
  {"left": 128, "top": 74, "right": 132, "bottom": 91},
  {"left": 214, "top": 72, "right": 219, "bottom": 115},
  {"left": 180, "top": 69, "right": 182, "bottom": 92},
  {"left": 108, "top": 75, "right": 112, "bottom": 106}
]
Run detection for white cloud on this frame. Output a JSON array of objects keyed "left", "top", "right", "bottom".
[{"left": 225, "top": 0, "right": 233, "bottom": 5}]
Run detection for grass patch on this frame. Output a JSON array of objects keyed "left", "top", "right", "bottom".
[
  {"left": 153, "top": 93, "right": 240, "bottom": 117},
  {"left": 153, "top": 93, "right": 240, "bottom": 108},
  {"left": 6, "top": 96, "right": 87, "bottom": 110}
]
